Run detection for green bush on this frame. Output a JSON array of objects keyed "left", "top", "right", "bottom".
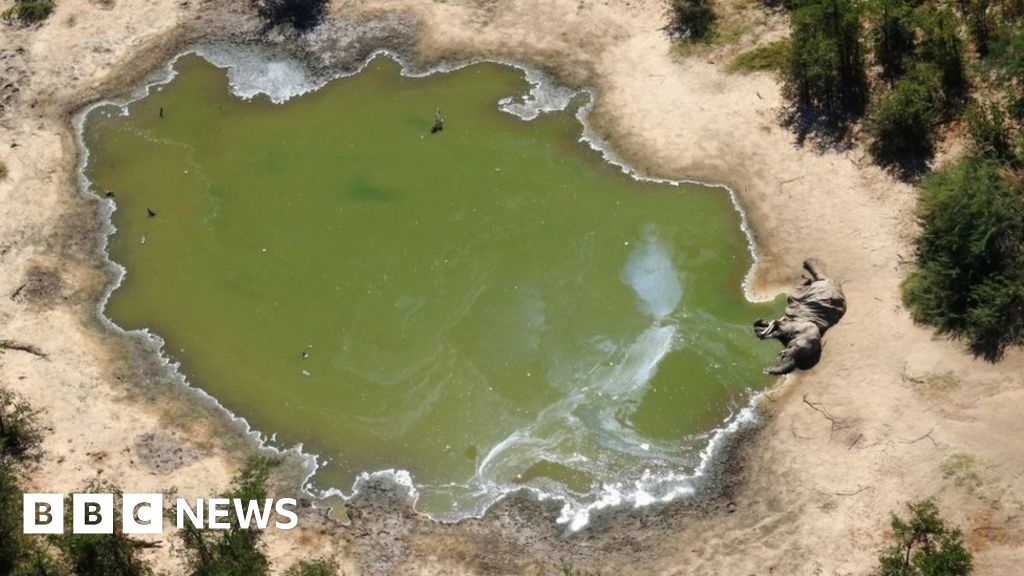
[
  {"left": 729, "top": 40, "right": 792, "bottom": 73},
  {"left": 0, "top": 388, "right": 45, "bottom": 464},
  {"left": 964, "top": 102, "right": 1018, "bottom": 163},
  {"left": 965, "top": 0, "right": 994, "bottom": 57},
  {"left": 283, "top": 558, "right": 339, "bottom": 576},
  {"left": 783, "top": 0, "right": 869, "bottom": 119},
  {"left": 987, "top": 24, "right": 1024, "bottom": 123},
  {"left": 178, "top": 456, "right": 281, "bottom": 576},
  {"left": 52, "top": 482, "right": 153, "bottom": 576},
  {"left": 10, "top": 544, "right": 69, "bottom": 576},
  {"left": 1, "top": 0, "right": 55, "bottom": 24},
  {"left": 867, "top": 65, "right": 941, "bottom": 165},
  {"left": 916, "top": 5, "right": 968, "bottom": 106},
  {"left": 670, "top": 0, "right": 717, "bottom": 42},
  {"left": 877, "top": 500, "right": 973, "bottom": 576},
  {"left": 868, "top": 0, "right": 917, "bottom": 82},
  {"left": 903, "top": 157, "right": 1024, "bottom": 360},
  {"left": 1, "top": 462, "right": 27, "bottom": 575},
  {"left": 1004, "top": 0, "right": 1024, "bottom": 19}
]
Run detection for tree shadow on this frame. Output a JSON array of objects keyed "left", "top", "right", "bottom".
[
  {"left": 872, "top": 151, "right": 933, "bottom": 181},
  {"left": 781, "top": 104, "right": 857, "bottom": 154}
]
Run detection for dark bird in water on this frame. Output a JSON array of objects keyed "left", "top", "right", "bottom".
[
  {"left": 147, "top": 208, "right": 157, "bottom": 218},
  {"left": 104, "top": 191, "right": 115, "bottom": 198},
  {"left": 301, "top": 350, "right": 310, "bottom": 359},
  {"left": 159, "top": 106, "right": 164, "bottom": 119},
  {"left": 431, "top": 108, "right": 445, "bottom": 134}
]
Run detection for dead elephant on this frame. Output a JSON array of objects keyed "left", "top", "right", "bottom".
[{"left": 753, "top": 259, "right": 847, "bottom": 375}]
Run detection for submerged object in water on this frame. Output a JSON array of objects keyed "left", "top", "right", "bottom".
[{"left": 431, "top": 107, "right": 445, "bottom": 134}]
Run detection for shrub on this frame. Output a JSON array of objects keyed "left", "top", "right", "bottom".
[
  {"left": 251, "top": 0, "right": 328, "bottom": 32},
  {"left": 867, "top": 65, "right": 941, "bottom": 166},
  {"left": 52, "top": 481, "right": 153, "bottom": 576},
  {"left": 877, "top": 500, "right": 973, "bottom": 576},
  {"left": 903, "top": 157, "right": 1024, "bottom": 360},
  {"left": 0, "top": 462, "right": 26, "bottom": 575},
  {"left": 0, "top": 161, "right": 8, "bottom": 181},
  {"left": 1, "top": 0, "right": 55, "bottom": 24},
  {"left": 177, "top": 455, "right": 281, "bottom": 576},
  {"left": 987, "top": 24, "right": 1024, "bottom": 123},
  {"left": 283, "top": 558, "right": 340, "bottom": 576},
  {"left": 784, "top": 0, "right": 869, "bottom": 119},
  {"left": 0, "top": 388, "right": 45, "bottom": 464},
  {"left": 670, "top": 0, "right": 717, "bottom": 42},
  {"left": 729, "top": 40, "right": 792, "bottom": 73},
  {"left": 964, "top": 102, "right": 1018, "bottom": 163},
  {"left": 868, "top": 0, "right": 917, "bottom": 82},
  {"left": 964, "top": 0, "right": 994, "bottom": 57},
  {"left": 916, "top": 5, "right": 968, "bottom": 106},
  {"left": 10, "top": 544, "right": 69, "bottom": 576}
]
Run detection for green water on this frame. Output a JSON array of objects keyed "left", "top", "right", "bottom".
[{"left": 84, "top": 54, "right": 781, "bottom": 521}]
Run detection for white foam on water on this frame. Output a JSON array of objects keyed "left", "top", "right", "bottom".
[
  {"left": 74, "top": 43, "right": 775, "bottom": 534},
  {"left": 622, "top": 226, "right": 683, "bottom": 320},
  {"left": 497, "top": 67, "right": 576, "bottom": 121},
  {"left": 193, "top": 44, "right": 324, "bottom": 103}
]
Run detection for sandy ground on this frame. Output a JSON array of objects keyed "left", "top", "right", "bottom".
[{"left": 1, "top": 0, "right": 1022, "bottom": 574}]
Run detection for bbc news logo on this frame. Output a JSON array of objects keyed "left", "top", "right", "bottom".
[{"left": 23, "top": 493, "right": 298, "bottom": 534}]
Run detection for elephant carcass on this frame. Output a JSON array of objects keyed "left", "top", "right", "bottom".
[{"left": 753, "top": 259, "right": 846, "bottom": 375}]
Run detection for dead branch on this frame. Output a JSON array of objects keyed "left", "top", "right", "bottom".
[
  {"left": 802, "top": 394, "right": 843, "bottom": 439},
  {"left": 9, "top": 283, "right": 25, "bottom": 300},
  {"left": 815, "top": 485, "right": 871, "bottom": 497},
  {"left": 898, "top": 428, "right": 937, "bottom": 448},
  {"left": 0, "top": 339, "right": 48, "bottom": 359},
  {"left": 848, "top": 433, "right": 863, "bottom": 450}
]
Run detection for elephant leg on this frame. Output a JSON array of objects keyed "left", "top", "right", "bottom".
[
  {"left": 802, "top": 258, "right": 826, "bottom": 282},
  {"left": 764, "top": 351, "right": 797, "bottom": 375}
]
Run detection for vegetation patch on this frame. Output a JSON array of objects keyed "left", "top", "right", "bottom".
[
  {"left": 902, "top": 158, "right": 1024, "bottom": 360},
  {"left": 284, "top": 558, "right": 342, "bottom": 576},
  {"left": 783, "top": 0, "right": 869, "bottom": 124},
  {"left": 670, "top": 0, "right": 717, "bottom": 43},
  {"left": 908, "top": 371, "right": 960, "bottom": 397},
  {"left": 1, "top": 0, "right": 55, "bottom": 24},
  {"left": 0, "top": 388, "right": 45, "bottom": 464},
  {"left": 867, "top": 64, "right": 942, "bottom": 173},
  {"left": 729, "top": 39, "right": 792, "bottom": 73},
  {"left": 877, "top": 500, "right": 973, "bottom": 576},
  {"left": 941, "top": 453, "right": 984, "bottom": 492},
  {"left": 53, "top": 481, "right": 155, "bottom": 576}
]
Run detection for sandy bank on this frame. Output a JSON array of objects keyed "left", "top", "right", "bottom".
[{"left": 1, "top": 0, "right": 1022, "bottom": 574}]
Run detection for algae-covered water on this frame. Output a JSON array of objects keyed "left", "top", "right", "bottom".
[{"left": 83, "top": 53, "right": 782, "bottom": 526}]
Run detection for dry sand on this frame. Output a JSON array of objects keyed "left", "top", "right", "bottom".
[{"left": 1, "top": 0, "right": 1021, "bottom": 574}]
